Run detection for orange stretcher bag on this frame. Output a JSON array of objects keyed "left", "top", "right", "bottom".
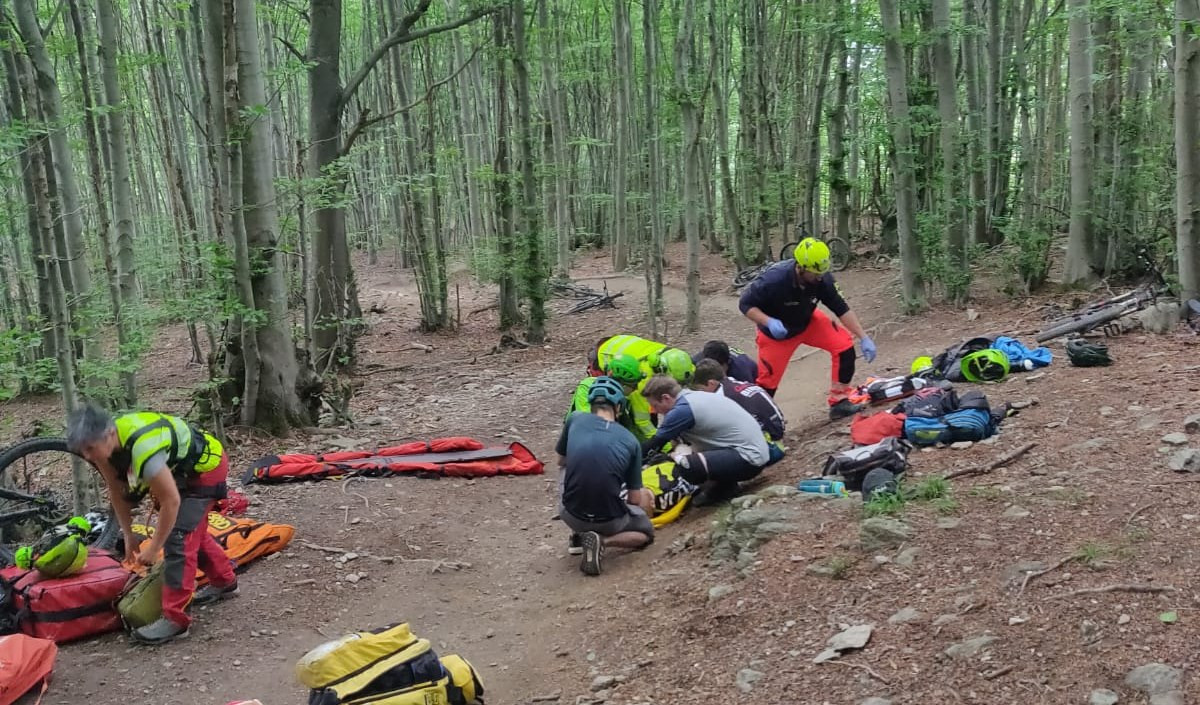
[{"left": 133, "top": 513, "right": 295, "bottom": 583}]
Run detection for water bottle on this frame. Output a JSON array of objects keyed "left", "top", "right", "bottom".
[{"left": 797, "top": 478, "right": 849, "bottom": 497}]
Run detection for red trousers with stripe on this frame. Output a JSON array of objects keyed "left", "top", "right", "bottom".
[
  {"left": 754, "top": 309, "right": 855, "bottom": 406},
  {"left": 161, "top": 455, "right": 236, "bottom": 628}
]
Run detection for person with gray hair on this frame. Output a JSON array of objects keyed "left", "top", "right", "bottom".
[
  {"left": 66, "top": 404, "right": 238, "bottom": 645},
  {"left": 640, "top": 375, "right": 772, "bottom": 505}
]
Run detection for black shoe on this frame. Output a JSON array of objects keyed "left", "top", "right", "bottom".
[
  {"left": 829, "top": 399, "right": 864, "bottom": 421},
  {"left": 192, "top": 581, "right": 239, "bottom": 607},
  {"left": 580, "top": 532, "right": 604, "bottom": 576},
  {"left": 692, "top": 483, "right": 742, "bottom": 507},
  {"left": 567, "top": 533, "right": 584, "bottom": 556}
]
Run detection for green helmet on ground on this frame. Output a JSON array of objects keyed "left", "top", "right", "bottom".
[
  {"left": 960, "top": 348, "right": 1010, "bottom": 383},
  {"left": 910, "top": 355, "right": 934, "bottom": 375},
  {"left": 31, "top": 526, "right": 89, "bottom": 578},
  {"left": 604, "top": 354, "right": 644, "bottom": 386},
  {"left": 656, "top": 348, "right": 696, "bottom": 385}
]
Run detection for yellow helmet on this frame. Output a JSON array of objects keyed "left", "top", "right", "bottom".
[
  {"left": 792, "top": 238, "right": 831, "bottom": 274},
  {"left": 911, "top": 356, "right": 934, "bottom": 375}
]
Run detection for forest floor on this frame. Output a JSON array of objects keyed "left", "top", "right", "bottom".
[{"left": 3, "top": 243, "right": 1200, "bottom": 705}]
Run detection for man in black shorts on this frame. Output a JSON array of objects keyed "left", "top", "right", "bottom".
[{"left": 556, "top": 377, "right": 654, "bottom": 576}]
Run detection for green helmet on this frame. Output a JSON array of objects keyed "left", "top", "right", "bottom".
[
  {"left": 910, "top": 355, "right": 934, "bottom": 375},
  {"left": 31, "top": 525, "right": 88, "bottom": 578},
  {"left": 604, "top": 354, "right": 644, "bottom": 386},
  {"left": 960, "top": 348, "right": 1010, "bottom": 383},
  {"left": 14, "top": 545, "right": 33, "bottom": 570},
  {"left": 655, "top": 348, "right": 695, "bottom": 385}
]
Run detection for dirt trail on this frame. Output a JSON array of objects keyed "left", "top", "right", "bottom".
[{"left": 33, "top": 255, "right": 962, "bottom": 705}]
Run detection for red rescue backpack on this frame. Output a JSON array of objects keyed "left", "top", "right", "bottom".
[
  {"left": 0, "top": 633, "right": 57, "bottom": 705},
  {"left": 1, "top": 551, "right": 131, "bottom": 643}
]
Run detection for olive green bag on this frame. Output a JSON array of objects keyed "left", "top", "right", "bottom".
[{"left": 117, "top": 562, "right": 164, "bottom": 630}]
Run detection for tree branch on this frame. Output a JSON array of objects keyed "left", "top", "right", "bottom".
[
  {"left": 339, "top": 43, "right": 485, "bottom": 157},
  {"left": 277, "top": 36, "right": 307, "bottom": 62},
  {"left": 339, "top": 1, "right": 500, "bottom": 111}
]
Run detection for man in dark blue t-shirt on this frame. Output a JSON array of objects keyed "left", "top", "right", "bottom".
[
  {"left": 556, "top": 377, "right": 654, "bottom": 576},
  {"left": 692, "top": 340, "right": 758, "bottom": 384}
]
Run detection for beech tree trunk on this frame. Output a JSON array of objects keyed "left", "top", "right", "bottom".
[
  {"left": 879, "top": 0, "right": 924, "bottom": 308},
  {"left": 932, "top": 0, "right": 968, "bottom": 302},
  {"left": 1177, "top": 0, "right": 1200, "bottom": 302},
  {"left": 1064, "top": 0, "right": 1095, "bottom": 285},
  {"left": 234, "top": 0, "right": 309, "bottom": 431}
]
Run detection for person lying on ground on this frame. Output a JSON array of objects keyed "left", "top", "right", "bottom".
[
  {"left": 738, "top": 237, "right": 877, "bottom": 421},
  {"left": 641, "top": 374, "right": 771, "bottom": 506},
  {"left": 692, "top": 340, "right": 758, "bottom": 384},
  {"left": 66, "top": 406, "right": 239, "bottom": 645},
  {"left": 556, "top": 377, "right": 655, "bottom": 576},
  {"left": 692, "top": 358, "right": 786, "bottom": 442}
]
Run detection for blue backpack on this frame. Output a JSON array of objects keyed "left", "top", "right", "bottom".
[{"left": 903, "top": 408, "right": 995, "bottom": 446}]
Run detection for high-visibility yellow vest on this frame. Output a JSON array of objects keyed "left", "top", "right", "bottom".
[
  {"left": 595, "top": 335, "right": 669, "bottom": 443},
  {"left": 115, "top": 412, "right": 223, "bottom": 491}
]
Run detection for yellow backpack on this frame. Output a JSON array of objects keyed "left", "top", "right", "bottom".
[{"left": 296, "top": 623, "right": 484, "bottom": 705}]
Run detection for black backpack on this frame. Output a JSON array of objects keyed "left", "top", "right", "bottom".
[
  {"left": 932, "top": 336, "right": 997, "bottom": 382},
  {"left": 822, "top": 437, "right": 913, "bottom": 491},
  {"left": 895, "top": 387, "right": 960, "bottom": 418}
]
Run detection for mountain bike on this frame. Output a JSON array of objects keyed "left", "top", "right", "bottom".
[
  {"left": 1035, "top": 248, "right": 1173, "bottom": 343},
  {"left": 731, "top": 225, "right": 853, "bottom": 290},
  {"left": 0, "top": 437, "right": 118, "bottom": 566}
]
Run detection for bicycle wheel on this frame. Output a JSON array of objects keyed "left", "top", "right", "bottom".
[
  {"left": 778, "top": 241, "right": 800, "bottom": 263},
  {"left": 826, "top": 237, "right": 852, "bottom": 272},
  {"left": 733, "top": 264, "right": 767, "bottom": 289},
  {"left": 0, "top": 437, "right": 118, "bottom": 557},
  {"left": 1035, "top": 301, "right": 1135, "bottom": 343}
]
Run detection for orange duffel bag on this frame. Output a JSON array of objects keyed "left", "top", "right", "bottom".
[{"left": 133, "top": 513, "right": 295, "bottom": 583}]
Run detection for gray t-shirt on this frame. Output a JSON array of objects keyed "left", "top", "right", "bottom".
[
  {"left": 648, "top": 389, "right": 770, "bottom": 466},
  {"left": 141, "top": 450, "right": 169, "bottom": 481}
]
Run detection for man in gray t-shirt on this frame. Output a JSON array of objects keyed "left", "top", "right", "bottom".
[
  {"left": 556, "top": 377, "right": 654, "bottom": 576},
  {"left": 642, "top": 375, "right": 771, "bottom": 505}
]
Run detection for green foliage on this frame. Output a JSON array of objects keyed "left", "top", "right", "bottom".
[
  {"left": 909, "top": 474, "right": 950, "bottom": 502},
  {"left": 1073, "top": 541, "right": 1111, "bottom": 568},
  {"left": 825, "top": 555, "right": 855, "bottom": 580},
  {"left": 863, "top": 491, "right": 905, "bottom": 517}
]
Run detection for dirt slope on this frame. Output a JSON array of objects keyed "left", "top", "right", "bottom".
[{"left": 5, "top": 248, "right": 1198, "bottom": 705}]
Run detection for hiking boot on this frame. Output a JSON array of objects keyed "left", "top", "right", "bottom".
[
  {"left": 580, "top": 532, "right": 604, "bottom": 576},
  {"left": 829, "top": 399, "right": 864, "bottom": 421},
  {"left": 567, "top": 533, "right": 584, "bottom": 556},
  {"left": 192, "top": 580, "right": 239, "bottom": 606},
  {"left": 132, "top": 617, "right": 189, "bottom": 645},
  {"left": 692, "top": 483, "right": 742, "bottom": 507}
]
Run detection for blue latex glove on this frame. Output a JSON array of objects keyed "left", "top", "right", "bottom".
[
  {"left": 860, "top": 336, "right": 877, "bottom": 363},
  {"left": 765, "top": 317, "right": 788, "bottom": 340}
]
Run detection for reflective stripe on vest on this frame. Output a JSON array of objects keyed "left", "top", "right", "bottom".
[
  {"left": 597, "top": 335, "right": 665, "bottom": 373},
  {"left": 115, "top": 412, "right": 223, "bottom": 491}
]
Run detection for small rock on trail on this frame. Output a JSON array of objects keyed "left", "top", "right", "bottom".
[
  {"left": 1161, "top": 432, "right": 1189, "bottom": 446},
  {"left": 1167, "top": 449, "right": 1200, "bottom": 472},
  {"left": 1125, "top": 663, "right": 1183, "bottom": 695},
  {"left": 735, "top": 668, "right": 764, "bottom": 693},
  {"left": 859, "top": 517, "right": 912, "bottom": 551},
  {"left": 1089, "top": 689, "right": 1119, "bottom": 705},
  {"left": 888, "top": 607, "right": 920, "bottom": 624},
  {"left": 943, "top": 634, "right": 998, "bottom": 659}
]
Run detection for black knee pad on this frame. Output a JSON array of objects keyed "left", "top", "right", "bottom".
[
  {"left": 676, "top": 453, "right": 709, "bottom": 484},
  {"left": 838, "top": 347, "right": 856, "bottom": 384}
]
